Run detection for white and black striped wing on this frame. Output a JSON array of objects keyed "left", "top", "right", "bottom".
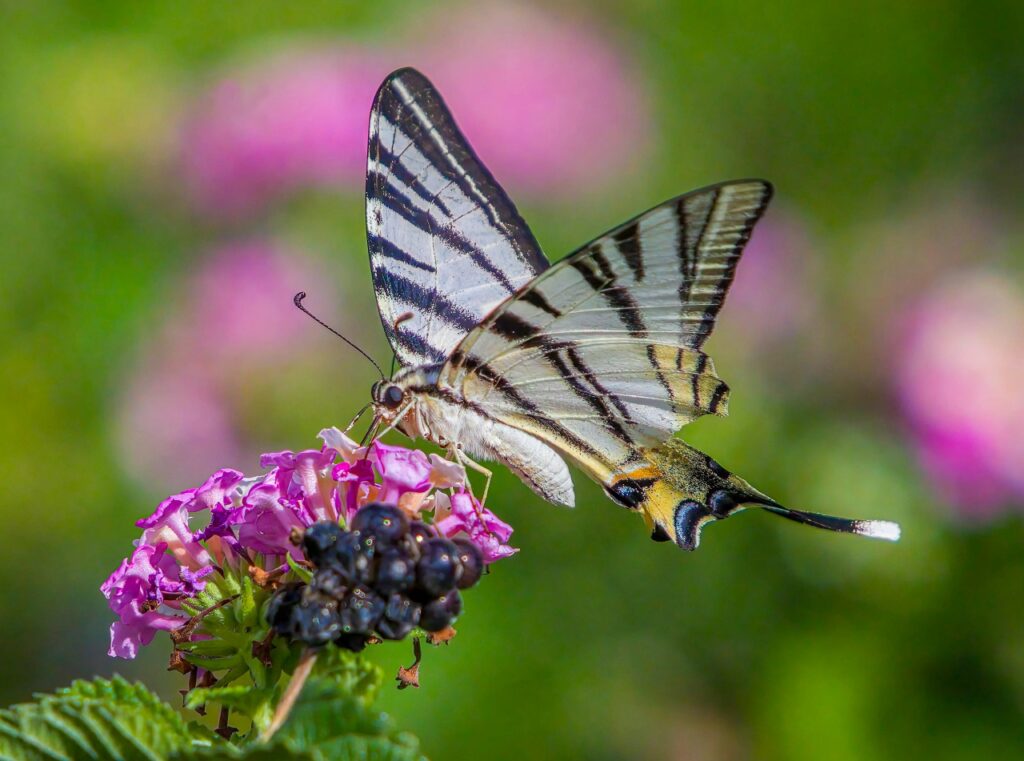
[
  {"left": 367, "top": 67, "right": 548, "bottom": 367},
  {"left": 444, "top": 180, "right": 772, "bottom": 480}
]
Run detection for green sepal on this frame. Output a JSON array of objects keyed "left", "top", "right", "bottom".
[
  {"left": 236, "top": 575, "right": 259, "bottom": 629},
  {"left": 286, "top": 554, "right": 313, "bottom": 583}
]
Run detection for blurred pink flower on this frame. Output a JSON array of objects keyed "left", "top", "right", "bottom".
[
  {"left": 719, "top": 208, "right": 820, "bottom": 348},
  {"left": 115, "top": 241, "right": 341, "bottom": 492},
  {"left": 416, "top": 1, "right": 649, "bottom": 196},
  {"left": 896, "top": 272, "right": 1024, "bottom": 519},
  {"left": 180, "top": 4, "right": 650, "bottom": 218},
  {"left": 180, "top": 47, "right": 389, "bottom": 218},
  {"left": 840, "top": 192, "right": 1004, "bottom": 391}
]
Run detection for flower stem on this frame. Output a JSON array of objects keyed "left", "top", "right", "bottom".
[{"left": 260, "top": 648, "right": 318, "bottom": 743}]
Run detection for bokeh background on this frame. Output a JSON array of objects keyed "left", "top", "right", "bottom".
[{"left": 2, "top": 1, "right": 1023, "bottom": 759}]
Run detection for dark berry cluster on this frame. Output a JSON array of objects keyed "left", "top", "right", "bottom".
[{"left": 266, "top": 503, "right": 485, "bottom": 652}]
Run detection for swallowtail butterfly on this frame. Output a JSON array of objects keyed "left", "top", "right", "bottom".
[{"left": 363, "top": 67, "right": 899, "bottom": 550}]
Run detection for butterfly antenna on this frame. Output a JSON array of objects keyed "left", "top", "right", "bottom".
[{"left": 293, "top": 292, "right": 386, "bottom": 379}]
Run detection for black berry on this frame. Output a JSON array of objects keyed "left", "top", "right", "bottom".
[
  {"left": 351, "top": 503, "right": 409, "bottom": 548},
  {"left": 415, "top": 538, "right": 464, "bottom": 598},
  {"left": 407, "top": 521, "right": 435, "bottom": 550},
  {"left": 376, "top": 593, "right": 421, "bottom": 640},
  {"left": 292, "top": 589, "right": 341, "bottom": 645},
  {"left": 311, "top": 566, "right": 348, "bottom": 598},
  {"left": 452, "top": 537, "right": 485, "bottom": 589},
  {"left": 376, "top": 616, "right": 415, "bottom": 640},
  {"left": 376, "top": 549, "right": 416, "bottom": 595},
  {"left": 335, "top": 632, "right": 369, "bottom": 652},
  {"left": 419, "top": 589, "right": 463, "bottom": 632},
  {"left": 338, "top": 586, "right": 385, "bottom": 635},
  {"left": 266, "top": 583, "right": 303, "bottom": 632},
  {"left": 330, "top": 531, "right": 372, "bottom": 584},
  {"left": 302, "top": 521, "right": 343, "bottom": 566},
  {"left": 384, "top": 593, "right": 421, "bottom": 628}
]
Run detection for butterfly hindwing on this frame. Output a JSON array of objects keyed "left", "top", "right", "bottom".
[
  {"left": 367, "top": 67, "right": 548, "bottom": 367},
  {"left": 444, "top": 180, "right": 772, "bottom": 480}
]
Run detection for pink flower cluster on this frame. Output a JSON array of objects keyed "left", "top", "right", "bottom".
[{"left": 102, "top": 428, "right": 517, "bottom": 659}]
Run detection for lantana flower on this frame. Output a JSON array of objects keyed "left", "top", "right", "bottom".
[
  {"left": 102, "top": 427, "right": 517, "bottom": 662},
  {"left": 437, "top": 491, "right": 518, "bottom": 562}
]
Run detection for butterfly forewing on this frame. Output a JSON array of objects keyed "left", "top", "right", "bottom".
[
  {"left": 445, "top": 180, "right": 772, "bottom": 480},
  {"left": 367, "top": 67, "right": 548, "bottom": 367}
]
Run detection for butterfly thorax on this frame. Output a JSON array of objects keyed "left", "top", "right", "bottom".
[{"left": 373, "top": 364, "right": 459, "bottom": 445}]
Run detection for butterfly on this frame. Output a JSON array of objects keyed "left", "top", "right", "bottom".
[{"left": 362, "top": 67, "right": 899, "bottom": 550}]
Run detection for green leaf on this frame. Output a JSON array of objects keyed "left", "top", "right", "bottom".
[
  {"left": 174, "top": 677, "right": 425, "bottom": 761},
  {"left": 273, "top": 677, "right": 425, "bottom": 761},
  {"left": 0, "top": 675, "right": 195, "bottom": 760}
]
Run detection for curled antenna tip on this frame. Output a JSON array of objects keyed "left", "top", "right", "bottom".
[{"left": 293, "top": 291, "right": 307, "bottom": 307}]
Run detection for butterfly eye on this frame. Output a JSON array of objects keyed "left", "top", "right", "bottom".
[{"left": 383, "top": 385, "right": 405, "bottom": 409}]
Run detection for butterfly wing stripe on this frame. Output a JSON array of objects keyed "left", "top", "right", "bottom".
[
  {"left": 613, "top": 223, "right": 644, "bottom": 281},
  {"left": 445, "top": 180, "right": 770, "bottom": 465},
  {"left": 375, "top": 85, "right": 544, "bottom": 261},
  {"left": 386, "top": 80, "right": 514, "bottom": 234},
  {"left": 370, "top": 178, "right": 521, "bottom": 293},
  {"left": 583, "top": 244, "right": 678, "bottom": 405},
  {"left": 371, "top": 149, "right": 457, "bottom": 218},
  {"left": 368, "top": 233, "right": 436, "bottom": 274},
  {"left": 448, "top": 349, "right": 611, "bottom": 463},
  {"left": 386, "top": 325, "right": 448, "bottom": 365},
  {"left": 379, "top": 272, "right": 481, "bottom": 333},
  {"left": 368, "top": 68, "right": 548, "bottom": 366},
  {"left": 488, "top": 311, "right": 638, "bottom": 437},
  {"left": 680, "top": 183, "right": 771, "bottom": 347}
]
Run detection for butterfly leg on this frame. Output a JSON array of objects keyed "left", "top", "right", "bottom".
[
  {"left": 371, "top": 400, "right": 415, "bottom": 440},
  {"left": 450, "top": 445, "right": 493, "bottom": 507},
  {"left": 343, "top": 403, "right": 371, "bottom": 433}
]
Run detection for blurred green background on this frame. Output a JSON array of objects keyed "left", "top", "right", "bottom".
[{"left": 2, "top": 2, "right": 1023, "bottom": 759}]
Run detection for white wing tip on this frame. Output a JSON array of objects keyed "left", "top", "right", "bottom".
[{"left": 854, "top": 520, "right": 902, "bottom": 542}]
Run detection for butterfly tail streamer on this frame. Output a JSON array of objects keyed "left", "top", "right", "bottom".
[
  {"left": 608, "top": 439, "right": 901, "bottom": 551},
  {"left": 759, "top": 505, "right": 901, "bottom": 542}
]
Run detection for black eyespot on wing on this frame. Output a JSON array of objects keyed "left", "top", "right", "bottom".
[
  {"left": 708, "top": 489, "right": 739, "bottom": 518},
  {"left": 605, "top": 478, "right": 656, "bottom": 509}
]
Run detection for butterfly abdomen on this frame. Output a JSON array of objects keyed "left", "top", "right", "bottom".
[{"left": 607, "top": 439, "right": 900, "bottom": 550}]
